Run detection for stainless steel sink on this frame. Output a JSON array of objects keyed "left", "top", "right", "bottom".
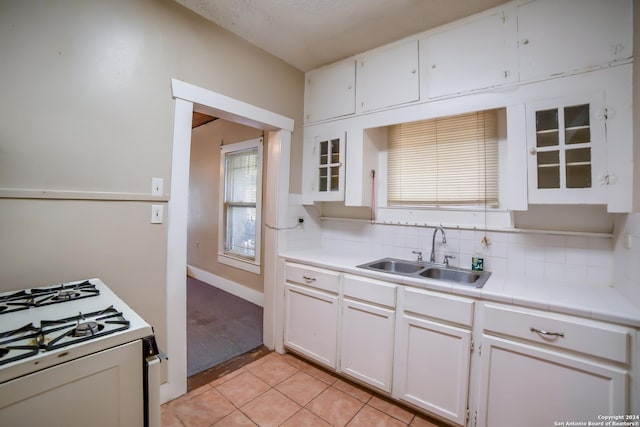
[
  {"left": 357, "top": 257, "right": 491, "bottom": 288},
  {"left": 419, "top": 267, "right": 488, "bottom": 287},
  {"left": 365, "top": 259, "right": 424, "bottom": 274}
]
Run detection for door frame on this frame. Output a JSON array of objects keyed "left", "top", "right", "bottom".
[{"left": 161, "top": 79, "right": 293, "bottom": 402}]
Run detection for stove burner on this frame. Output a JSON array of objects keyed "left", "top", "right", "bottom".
[
  {"left": 72, "top": 321, "right": 102, "bottom": 337},
  {"left": 41, "top": 306, "right": 130, "bottom": 351},
  {"left": 53, "top": 289, "right": 78, "bottom": 301},
  {"left": 31, "top": 280, "right": 99, "bottom": 307}
]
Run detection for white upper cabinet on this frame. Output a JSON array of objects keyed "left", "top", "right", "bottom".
[
  {"left": 356, "top": 39, "right": 419, "bottom": 113},
  {"left": 517, "top": 0, "right": 632, "bottom": 82},
  {"left": 302, "top": 131, "right": 346, "bottom": 203},
  {"left": 526, "top": 92, "right": 607, "bottom": 205},
  {"left": 421, "top": 9, "right": 517, "bottom": 99},
  {"left": 304, "top": 60, "right": 356, "bottom": 124}
]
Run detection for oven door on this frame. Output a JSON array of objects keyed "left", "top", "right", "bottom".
[{"left": 0, "top": 341, "right": 144, "bottom": 427}]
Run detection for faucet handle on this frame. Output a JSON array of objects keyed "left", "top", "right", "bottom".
[
  {"left": 443, "top": 254, "right": 456, "bottom": 267},
  {"left": 412, "top": 250, "right": 423, "bottom": 262}
]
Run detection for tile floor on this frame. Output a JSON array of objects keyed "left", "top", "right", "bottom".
[{"left": 162, "top": 351, "right": 447, "bottom": 427}]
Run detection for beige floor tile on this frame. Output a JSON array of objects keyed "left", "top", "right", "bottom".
[
  {"left": 333, "top": 378, "right": 373, "bottom": 403},
  {"left": 281, "top": 352, "right": 312, "bottom": 369},
  {"left": 241, "top": 389, "right": 301, "bottom": 427},
  {"left": 302, "top": 363, "right": 339, "bottom": 385},
  {"left": 168, "top": 383, "right": 211, "bottom": 407},
  {"left": 281, "top": 408, "right": 331, "bottom": 427},
  {"left": 368, "top": 395, "right": 414, "bottom": 424},
  {"left": 410, "top": 414, "right": 445, "bottom": 427},
  {"left": 211, "top": 409, "right": 257, "bottom": 426},
  {"left": 171, "top": 388, "right": 235, "bottom": 427},
  {"left": 207, "top": 366, "right": 247, "bottom": 388},
  {"left": 161, "top": 405, "right": 184, "bottom": 427},
  {"left": 307, "top": 386, "right": 365, "bottom": 426},
  {"left": 215, "top": 371, "right": 270, "bottom": 407},
  {"left": 276, "top": 370, "right": 331, "bottom": 406},
  {"left": 247, "top": 353, "right": 300, "bottom": 386},
  {"left": 347, "top": 405, "right": 409, "bottom": 427}
]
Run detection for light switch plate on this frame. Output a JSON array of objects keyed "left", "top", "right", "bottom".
[
  {"left": 151, "top": 177, "right": 163, "bottom": 196},
  {"left": 151, "top": 205, "right": 163, "bottom": 224}
]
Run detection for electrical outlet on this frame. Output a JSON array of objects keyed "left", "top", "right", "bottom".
[
  {"left": 151, "top": 205, "right": 163, "bottom": 224},
  {"left": 151, "top": 177, "right": 163, "bottom": 196}
]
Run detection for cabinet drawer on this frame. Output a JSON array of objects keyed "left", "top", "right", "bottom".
[
  {"left": 285, "top": 263, "right": 340, "bottom": 293},
  {"left": 403, "top": 287, "right": 474, "bottom": 327},
  {"left": 343, "top": 274, "right": 396, "bottom": 308},
  {"left": 483, "top": 303, "right": 630, "bottom": 364}
]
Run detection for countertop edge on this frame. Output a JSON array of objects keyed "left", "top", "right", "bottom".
[{"left": 280, "top": 250, "right": 640, "bottom": 329}]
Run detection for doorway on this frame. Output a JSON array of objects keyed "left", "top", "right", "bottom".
[
  {"left": 162, "top": 79, "right": 293, "bottom": 403},
  {"left": 186, "top": 118, "right": 265, "bottom": 377}
]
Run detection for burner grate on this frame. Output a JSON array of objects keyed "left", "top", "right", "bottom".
[
  {"left": 41, "top": 306, "right": 130, "bottom": 351},
  {"left": 0, "top": 280, "right": 100, "bottom": 315},
  {"left": 0, "top": 324, "right": 42, "bottom": 366},
  {"left": 0, "top": 306, "right": 131, "bottom": 365}
]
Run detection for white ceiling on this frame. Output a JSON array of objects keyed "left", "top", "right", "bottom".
[{"left": 175, "top": 0, "right": 509, "bottom": 72}]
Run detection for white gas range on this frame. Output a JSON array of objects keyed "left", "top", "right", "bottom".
[{"left": 0, "top": 278, "right": 160, "bottom": 427}]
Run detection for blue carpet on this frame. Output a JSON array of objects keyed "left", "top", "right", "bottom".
[{"left": 187, "top": 277, "right": 263, "bottom": 376}]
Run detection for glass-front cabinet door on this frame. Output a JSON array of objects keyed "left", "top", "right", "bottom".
[
  {"left": 526, "top": 94, "right": 607, "bottom": 204},
  {"left": 313, "top": 132, "right": 345, "bottom": 201}
]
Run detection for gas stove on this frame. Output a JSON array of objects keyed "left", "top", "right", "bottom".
[{"left": 0, "top": 278, "right": 154, "bottom": 384}]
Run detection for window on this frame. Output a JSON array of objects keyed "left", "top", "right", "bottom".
[
  {"left": 219, "top": 137, "right": 262, "bottom": 274},
  {"left": 387, "top": 110, "right": 498, "bottom": 206}
]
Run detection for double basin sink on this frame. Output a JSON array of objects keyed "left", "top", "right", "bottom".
[{"left": 357, "top": 257, "right": 491, "bottom": 288}]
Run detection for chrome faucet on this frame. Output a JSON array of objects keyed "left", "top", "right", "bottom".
[{"left": 430, "top": 226, "right": 446, "bottom": 263}]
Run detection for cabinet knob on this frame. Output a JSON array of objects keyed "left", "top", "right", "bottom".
[
  {"left": 522, "top": 38, "right": 530, "bottom": 45},
  {"left": 529, "top": 148, "right": 537, "bottom": 155},
  {"left": 431, "top": 64, "right": 436, "bottom": 69},
  {"left": 411, "top": 69, "right": 416, "bottom": 74}
]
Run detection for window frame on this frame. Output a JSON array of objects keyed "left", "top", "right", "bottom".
[{"left": 218, "top": 137, "right": 263, "bottom": 274}]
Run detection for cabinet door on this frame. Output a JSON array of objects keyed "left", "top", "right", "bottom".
[
  {"left": 340, "top": 298, "right": 395, "bottom": 392},
  {"left": 309, "top": 132, "right": 346, "bottom": 202},
  {"left": 304, "top": 60, "right": 356, "bottom": 123},
  {"left": 526, "top": 93, "right": 607, "bottom": 204},
  {"left": 394, "top": 314, "right": 471, "bottom": 425},
  {"left": 421, "top": 9, "right": 517, "bottom": 99},
  {"left": 284, "top": 283, "right": 338, "bottom": 369},
  {"left": 517, "top": 0, "right": 632, "bottom": 82},
  {"left": 476, "top": 335, "right": 627, "bottom": 427},
  {"left": 356, "top": 39, "right": 419, "bottom": 113}
]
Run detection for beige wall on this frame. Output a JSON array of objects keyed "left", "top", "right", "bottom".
[
  {"left": 634, "top": 0, "right": 640, "bottom": 212},
  {"left": 188, "top": 120, "right": 264, "bottom": 292},
  {"left": 0, "top": 0, "right": 304, "bottom": 364}
]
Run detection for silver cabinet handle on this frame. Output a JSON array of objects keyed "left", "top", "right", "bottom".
[
  {"left": 302, "top": 276, "right": 316, "bottom": 284},
  {"left": 530, "top": 327, "right": 564, "bottom": 338}
]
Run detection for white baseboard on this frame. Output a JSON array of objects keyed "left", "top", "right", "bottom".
[{"left": 186, "top": 265, "right": 264, "bottom": 307}]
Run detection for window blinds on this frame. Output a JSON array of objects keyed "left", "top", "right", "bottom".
[{"left": 387, "top": 110, "right": 499, "bottom": 206}]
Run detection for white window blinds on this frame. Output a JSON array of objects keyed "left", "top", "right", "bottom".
[{"left": 387, "top": 110, "right": 499, "bottom": 206}]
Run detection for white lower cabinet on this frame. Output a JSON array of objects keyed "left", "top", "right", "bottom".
[
  {"left": 339, "top": 275, "right": 396, "bottom": 393},
  {"left": 284, "top": 263, "right": 340, "bottom": 369},
  {"left": 476, "top": 335, "right": 627, "bottom": 427},
  {"left": 476, "top": 303, "right": 630, "bottom": 427},
  {"left": 282, "top": 262, "right": 636, "bottom": 426},
  {"left": 394, "top": 287, "right": 474, "bottom": 426}
]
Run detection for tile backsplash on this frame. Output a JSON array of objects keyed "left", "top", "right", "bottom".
[{"left": 320, "top": 220, "right": 613, "bottom": 287}]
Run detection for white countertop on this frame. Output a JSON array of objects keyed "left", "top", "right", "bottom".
[{"left": 280, "top": 249, "right": 640, "bottom": 328}]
